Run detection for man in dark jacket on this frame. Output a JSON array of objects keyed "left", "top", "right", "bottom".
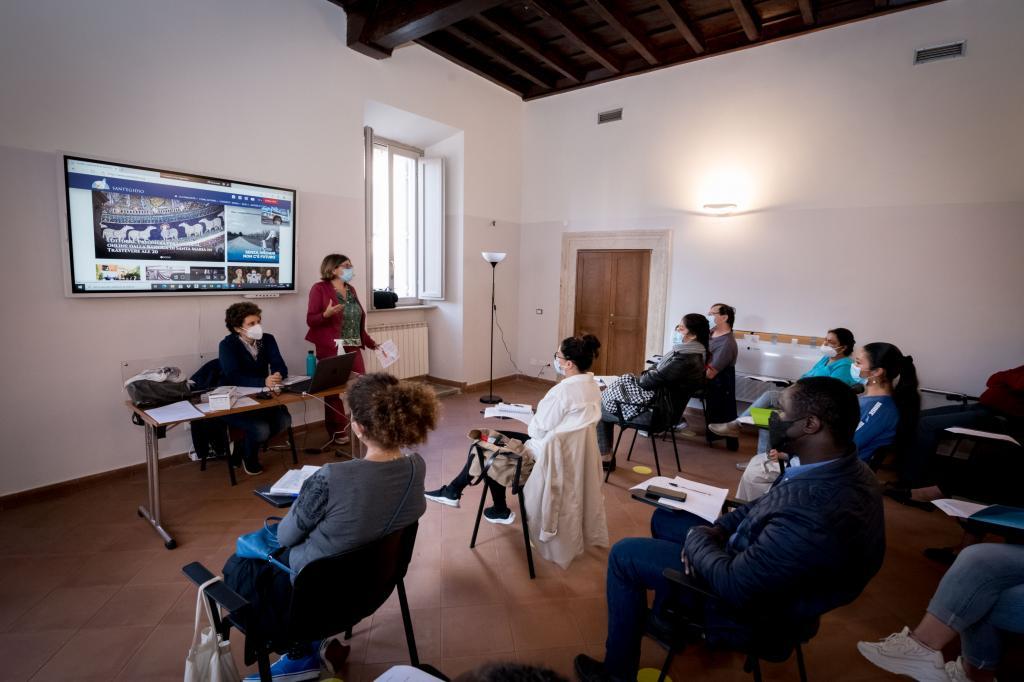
[{"left": 576, "top": 377, "right": 886, "bottom": 682}]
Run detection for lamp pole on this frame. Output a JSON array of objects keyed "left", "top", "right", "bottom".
[{"left": 481, "top": 260, "right": 502, "bottom": 404}]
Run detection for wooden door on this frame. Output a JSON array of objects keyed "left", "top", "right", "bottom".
[{"left": 574, "top": 250, "right": 650, "bottom": 376}]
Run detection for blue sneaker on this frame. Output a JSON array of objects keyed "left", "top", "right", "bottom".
[{"left": 243, "top": 651, "right": 321, "bottom": 681}]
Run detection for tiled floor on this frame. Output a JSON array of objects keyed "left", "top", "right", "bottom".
[{"left": 0, "top": 379, "right": 969, "bottom": 681}]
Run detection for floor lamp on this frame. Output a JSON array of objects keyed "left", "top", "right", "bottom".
[{"left": 480, "top": 251, "right": 506, "bottom": 404}]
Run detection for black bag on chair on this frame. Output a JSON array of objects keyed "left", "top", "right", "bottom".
[
  {"left": 125, "top": 378, "right": 193, "bottom": 407},
  {"left": 373, "top": 289, "right": 398, "bottom": 309}
]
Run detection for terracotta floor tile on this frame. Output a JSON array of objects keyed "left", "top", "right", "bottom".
[
  {"left": 31, "top": 625, "right": 152, "bottom": 680},
  {"left": 112, "top": 622, "right": 193, "bottom": 680},
  {"left": 515, "top": 646, "right": 587, "bottom": 680},
  {"left": 59, "top": 550, "right": 161, "bottom": 588},
  {"left": 365, "top": 608, "right": 441, "bottom": 664},
  {"left": 568, "top": 597, "right": 608, "bottom": 647},
  {"left": 83, "top": 584, "right": 186, "bottom": 629},
  {"left": 440, "top": 605, "right": 514, "bottom": 658},
  {"left": 0, "top": 629, "right": 75, "bottom": 682},
  {"left": 14, "top": 585, "right": 119, "bottom": 632},
  {"left": 508, "top": 600, "right": 583, "bottom": 651}
]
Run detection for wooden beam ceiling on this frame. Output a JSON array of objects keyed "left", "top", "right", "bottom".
[
  {"left": 583, "top": 0, "right": 661, "bottom": 65},
  {"left": 530, "top": 0, "right": 623, "bottom": 74},
  {"left": 446, "top": 24, "right": 556, "bottom": 89},
  {"left": 339, "top": 0, "right": 505, "bottom": 58},
  {"left": 798, "top": 0, "right": 816, "bottom": 26},
  {"left": 475, "top": 11, "right": 584, "bottom": 83},
  {"left": 729, "top": 0, "right": 762, "bottom": 42},
  {"left": 652, "top": 0, "right": 705, "bottom": 54}
]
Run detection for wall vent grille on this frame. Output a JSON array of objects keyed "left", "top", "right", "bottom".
[{"left": 914, "top": 41, "right": 965, "bottom": 65}]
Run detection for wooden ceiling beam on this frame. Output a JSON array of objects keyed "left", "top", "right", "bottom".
[
  {"left": 476, "top": 12, "right": 584, "bottom": 83},
  {"left": 416, "top": 34, "right": 528, "bottom": 97},
  {"left": 347, "top": 0, "right": 505, "bottom": 57},
  {"left": 729, "top": 0, "right": 762, "bottom": 42},
  {"left": 652, "top": 0, "right": 704, "bottom": 54},
  {"left": 583, "top": 0, "right": 660, "bottom": 65},
  {"left": 797, "top": 0, "right": 815, "bottom": 26},
  {"left": 446, "top": 25, "right": 555, "bottom": 89},
  {"left": 530, "top": 0, "right": 623, "bottom": 74}
]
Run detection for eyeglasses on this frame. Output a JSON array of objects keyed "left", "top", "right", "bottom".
[{"left": 553, "top": 353, "right": 566, "bottom": 360}]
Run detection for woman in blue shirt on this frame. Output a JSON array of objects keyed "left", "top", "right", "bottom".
[{"left": 710, "top": 327, "right": 858, "bottom": 439}]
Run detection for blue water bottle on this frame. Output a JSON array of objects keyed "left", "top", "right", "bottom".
[{"left": 306, "top": 350, "right": 316, "bottom": 376}]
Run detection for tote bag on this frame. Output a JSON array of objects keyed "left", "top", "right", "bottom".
[{"left": 184, "top": 576, "right": 241, "bottom": 682}]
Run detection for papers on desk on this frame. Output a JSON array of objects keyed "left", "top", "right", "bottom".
[
  {"left": 483, "top": 402, "right": 534, "bottom": 425},
  {"left": 631, "top": 475, "right": 729, "bottom": 523},
  {"left": 195, "top": 396, "right": 260, "bottom": 413},
  {"left": 944, "top": 427, "right": 1020, "bottom": 446},
  {"left": 932, "top": 499, "right": 1024, "bottom": 532},
  {"left": 270, "top": 465, "right": 322, "bottom": 496},
  {"left": 375, "top": 340, "right": 399, "bottom": 369},
  {"left": 144, "top": 400, "right": 204, "bottom": 424},
  {"left": 235, "top": 386, "right": 265, "bottom": 396}
]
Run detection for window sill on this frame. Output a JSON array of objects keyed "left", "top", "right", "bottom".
[{"left": 368, "top": 304, "right": 438, "bottom": 312}]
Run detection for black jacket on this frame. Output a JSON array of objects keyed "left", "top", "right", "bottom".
[
  {"left": 685, "top": 453, "right": 885, "bottom": 636},
  {"left": 218, "top": 333, "right": 288, "bottom": 388},
  {"left": 638, "top": 347, "right": 706, "bottom": 424}
]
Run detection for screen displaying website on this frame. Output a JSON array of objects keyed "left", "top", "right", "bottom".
[{"left": 64, "top": 157, "right": 295, "bottom": 294}]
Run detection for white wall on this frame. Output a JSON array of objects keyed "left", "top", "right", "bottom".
[
  {"left": 517, "top": 0, "right": 1024, "bottom": 395},
  {"left": 0, "top": 0, "right": 522, "bottom": 495}
]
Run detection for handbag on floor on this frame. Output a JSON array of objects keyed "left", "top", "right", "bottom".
[
  {"left": 235, "top": 516, "right": 295, "bottom": 575},
  {"left": 184, "top": 576, "right": 241, "bottom": 682}
]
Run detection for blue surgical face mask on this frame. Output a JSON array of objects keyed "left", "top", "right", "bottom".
[
  {"left": 671, "top": 330, "right": 684, "bottom": 346},
  {"left": 850, "top": 365, "right": 868, "bottom": 384},
  {"left": 707, "top": 314, "right": 717, "bottom": 328},
  {"left": 340, "top": 268, "right": 354, "bottom": 283}
]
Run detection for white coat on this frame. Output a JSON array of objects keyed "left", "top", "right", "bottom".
[{"left": 522, "top": 372, "right": 609, "bottom": 569}]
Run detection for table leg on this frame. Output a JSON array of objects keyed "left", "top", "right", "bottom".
[{"left": 137, "top": 423, "right": 177, "bottom": 549}]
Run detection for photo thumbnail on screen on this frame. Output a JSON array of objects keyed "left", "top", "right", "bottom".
[{"left": 93, "top": 190, "right": 226, "bottom": 262}]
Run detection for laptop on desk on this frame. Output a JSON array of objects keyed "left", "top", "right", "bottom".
[{"left": 282, "top": 352, "right": 357, "bottom": 395}]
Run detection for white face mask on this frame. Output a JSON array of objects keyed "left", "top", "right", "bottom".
[
  {"left": 707, "top": 314, "right": 717, "bottom": 328},
  {"left": 553, "top": 356, "right": 565, "bottom": 376},
  {"left": 820, "top": 345, "right": 838, "bottom": 358},
  {"left": 244, "top": 324, "right": 264, "bottom": 341}
]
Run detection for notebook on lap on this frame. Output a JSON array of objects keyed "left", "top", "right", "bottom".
[{"left": 282, "top": 352, "right": 357, "bottom": 394}]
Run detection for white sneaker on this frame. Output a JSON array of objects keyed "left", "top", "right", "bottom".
[
  {"left": 857, "top": 627, "right": 948, "bottom": 682},
  {"left": 944, "top": 657, "right": 968, "bottom": 682}
]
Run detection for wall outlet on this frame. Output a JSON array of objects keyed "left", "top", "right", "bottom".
[{"left": 535, "top": 308, "right": 543, "bottom": 315}]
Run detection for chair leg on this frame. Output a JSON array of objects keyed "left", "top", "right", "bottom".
[
  {"left": 626, "top": 430, "right": 639, "bottom": 461},
  {"left": 517, "top": 490, "right": 536, "bottom": 580},
  {"left": 257, "top": 648, "right": 273, "bottom": 682},
  {"left": 743, "top": 655, "right": 763, "bottom": 682},
  {"left": 287, "top": 426, "right": 298, "bottom": 465},
  {"left": 396, "top": 579, "right": 420, "bottom": 666},
  {"left": 469, "top": 479, "right": 489, "bottom": 549},
  {"left": 199, "top": 445, "right": 207, "bottom": 472},
  {"left": 651, "top": 436, "right": 662, "bottom": 477},
  {"left": 227, "top": 444, "right": 237, "bottom": 486},
  {"left": 671, "top": 430, "right": 681, "bottom": 471},
  {"left": 796, "top": 643, "right": 808, "bottom": 682},
  {"left": 657, "top": 648, "right": 675, "bottom": 682}
]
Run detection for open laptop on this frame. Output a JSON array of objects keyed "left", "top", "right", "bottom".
[{"left": 282, "top": 352, "right": 357, "bottom": 394}]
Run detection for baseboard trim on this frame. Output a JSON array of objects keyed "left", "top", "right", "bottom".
[
  {"left": 0, "top": 421, "right": 326, "bottom": 510},
  {"left": 425, "top": 375, "right": 466, "bottom": 390},
  {"left": 464, "top": 375, "right": 518, "bottom": 394}
]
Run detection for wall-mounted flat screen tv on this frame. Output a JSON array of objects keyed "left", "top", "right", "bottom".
[{"left": 63, "top": 155, "right": 296, "bottom": 295}]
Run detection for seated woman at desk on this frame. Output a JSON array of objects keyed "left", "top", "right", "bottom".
[
  {"left": 223, "top": 373, "right": 439, "bottom": 682},
  {"left": 736, "top": 341, "right": 915, "bottom": 500},
  {"left": 219, "top": 301, "right": 290, "bottom": 475},
  {"left": 424, "top": 334, "right": 602, "bottom": 524},
  {"left": 598, "top": 314, "right": 709, "bottom": 472},
  {"left": 709, "top": 327, "right": 859, "bottom": 439}
]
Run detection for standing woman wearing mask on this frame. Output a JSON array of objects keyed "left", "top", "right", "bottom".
[
  {"left": 306, "top": 254, "right": 378, "bottom": 447},
  {"left": 704, "top": 303, "right": 740, "bottom": 450}
]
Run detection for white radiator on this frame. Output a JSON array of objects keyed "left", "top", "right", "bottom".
[{"left": 363, "top": 322, "right": 429, "bottom": 379}]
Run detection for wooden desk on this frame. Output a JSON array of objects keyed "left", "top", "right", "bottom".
[{"left": 127, "top": 385, "right": 353, "bottom": 549}]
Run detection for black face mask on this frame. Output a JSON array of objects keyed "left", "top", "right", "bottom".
[{"left": 768, "top": 412, "right": 806, "bottom": 451}]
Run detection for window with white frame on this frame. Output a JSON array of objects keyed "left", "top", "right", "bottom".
[{"left": 365, "top": 127, "right": 445, "bottom": 306}]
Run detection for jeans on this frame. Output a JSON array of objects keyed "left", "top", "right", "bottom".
[
  {"left": 222, "top": 405, "right": 291, "bottom": 467},
  {"left": 899, "top": 403, "right": 995, "bottom": 487},
  {"left": 597, "top": 407, "right": 652, "bottom": 456},
  {"left": 603, "top": 510, "right": 711, "bottom": 680},
  {"left": 926, "top": 543, "right": 1024, "bottom": 670},
  {"left": 447, "top": 430, "right": 529, "bottom": 512}
]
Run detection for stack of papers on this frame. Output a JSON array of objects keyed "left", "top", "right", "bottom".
[
  {"left": 144, "top": 400, "right": 204, "bottom": 424},
  {"left": 270, "top": 465, "right": 322, "bottom": 496},
  {"left": 195, "top": 396, "right": 260, "bottom": 413},
  {"left": 932, "top": 499, "right": 1024, "bottom": 531},
  {"left": 376, "top": 340, "right": 400, "bottom": 369},
  {"left": 631, "top": 475, "right": 729, "bottom": 522},
  {"left": 484, "top": 402, "right": 534, "bottom": 425}
]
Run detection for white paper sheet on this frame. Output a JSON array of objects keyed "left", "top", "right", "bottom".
[
  {"left": 631, "top": 475, "right": 730, "bottom": 523},
  {"left": 281, "top": 375, "right": 310, "bottom": 386},
  {"left": 270, "top": 465, "right": 322, "bottom": 496},
  {"left": 745, "top": 375, "right": 792, "bottom": 385},
  {"left": 484, "top": 402, "right": 534, "bottom": 425},
  {"left": 376, "top": 340, "right": 400, "bottom": 369},
  {"left": 195, "top": 396, "right": 261, "bottom": 414},
  {"left": 235, "top": 386, "right": 265, "bottom": 395},
  {"left": 144, "top": 400, "right": 204, "bottom": 424},
  {"left": 374, "top": 665, "right": 445, "bottom": 682},
  {"left": 944, "top": 427, "right": 1020, "bottom": 446},
  {"left": 932, "top": 498, "right": 990, "bottom": 518}
]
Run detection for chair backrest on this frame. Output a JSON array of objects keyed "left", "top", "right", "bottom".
[{"left": 286, "top": 521, "right": 419, "bottom": 641}]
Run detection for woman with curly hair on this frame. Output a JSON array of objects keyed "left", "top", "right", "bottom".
[{"left": 222, "top": 373, "right": 440, "bottom": 682}]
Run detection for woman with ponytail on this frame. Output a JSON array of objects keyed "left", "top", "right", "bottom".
[
  {"left": 425, "top": 334, "right": 603, "bottom": 525},
  {"left": 222, "top": 373, "right": 439, "bottom": 680}
]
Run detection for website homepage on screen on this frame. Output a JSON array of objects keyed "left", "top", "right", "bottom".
[{"left": 65, "top": 158, "right": 295, "bottom": 293}]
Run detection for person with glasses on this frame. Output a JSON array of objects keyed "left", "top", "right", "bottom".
[
  {"left": 598, "top": 314, "right": 709, "bottom": 472},
  {"left": 424, "top": 335, "right": 603, "bottom": 525},
  {"left": 710, "top": 327, "right": 859, "bottom": 442},
  {"left": 703, "top": 303, "right": 740, "bottom": 449}
]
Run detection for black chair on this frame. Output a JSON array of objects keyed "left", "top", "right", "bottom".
[
  {"left": 604, "top": 394, "right": 684, "bottom": 481},
  {"left": 182, "top": 522, "right": 421, "bottom": 681},
  {"left": 467, "top": 441, "right": 537, "bottom": 579},
  {"left": 214, "top": 424, "right": 299, "bottom": 486}
]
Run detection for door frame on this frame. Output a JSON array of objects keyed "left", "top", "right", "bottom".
[{"left": 558, "top": 230, "right": 672, "bottom": 362}]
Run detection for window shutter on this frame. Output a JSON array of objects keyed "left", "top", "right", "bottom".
[{"left": 417, "top": 157, "right": 445, "bottom": 300}]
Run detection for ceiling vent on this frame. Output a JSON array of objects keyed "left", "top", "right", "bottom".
[
  {"left": 914, "top": 41, "right": 965, "bottom": 65},
  {"left": 597, "top": 108, "right": 623, "bottom": 124}
]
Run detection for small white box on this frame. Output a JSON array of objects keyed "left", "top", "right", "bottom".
[{"left": 208, "top": 386, "right": 236, "bottom": 411}]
